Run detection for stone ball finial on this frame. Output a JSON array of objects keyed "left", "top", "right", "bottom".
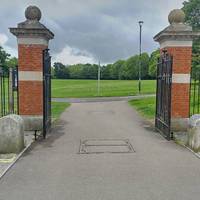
[
  {"left": 25, "top": 6, "right": 41, "bottom": 21},
  {"left": 168, "top": 9, "right": 185, "bottom": 24}
]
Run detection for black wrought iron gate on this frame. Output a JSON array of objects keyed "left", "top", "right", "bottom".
[
  {"left": 0, "top": 65, "right": 18, "bottom": 117},
  {"left": 43, "top": 49, "right": 51, "bottom": 138},
  {"left": 155, "top": 51, "right": 173, "bottom": 140}
]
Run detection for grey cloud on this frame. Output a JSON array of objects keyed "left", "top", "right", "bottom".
[{"left": 0, "top": 0, "right": 183, "bottom": 63}]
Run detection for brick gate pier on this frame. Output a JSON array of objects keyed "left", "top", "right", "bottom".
[
  {"left": 10, "top": 6, "right": 54, "bottom": 130},
  {"left": 154, "top": 9, "right": 200, "bottom": 131}
]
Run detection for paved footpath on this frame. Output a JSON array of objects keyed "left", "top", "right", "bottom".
[
  {"left": 0, "top": 101, "right": 200, "bottom": 200},
  {"left": 52, "top": 94, "right": 155, "bottom": 103}
]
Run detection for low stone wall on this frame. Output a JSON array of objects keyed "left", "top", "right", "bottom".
[{"left": 0, "top": 115, "right": 25, "bottom": 154}]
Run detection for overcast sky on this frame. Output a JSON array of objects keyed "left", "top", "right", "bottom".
[{"left": 0, "top": 0, "right": 184, "bottom": 65}]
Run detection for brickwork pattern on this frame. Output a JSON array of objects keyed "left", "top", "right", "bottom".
[
  {"left": 171, "top": 84, "right": 190, "bottom": 118},
  {"left": 162, "top": 46, "right": 192, "bottom": 118},
  {"left": 165, "top": 47, "right": 192, "bottom": 74},
  {"left": 18, "top": 44, "right": 47, "bottom": 71},
  {"left": 19, "top": 81, "right": 43, "bottom": 115},
  {"left": 18, "top": 44, "right": 47, "bottom": 115}
]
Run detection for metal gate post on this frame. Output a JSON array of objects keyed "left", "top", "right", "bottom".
[{"left": 43, "top": 49, "right": 52, "bottom": 138}]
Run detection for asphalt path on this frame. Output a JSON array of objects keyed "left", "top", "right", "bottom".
[{"left": 0, "top": 101, "right": 200, "bottom": 200}]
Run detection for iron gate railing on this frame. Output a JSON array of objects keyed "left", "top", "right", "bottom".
[
  {"left": 155, "top": 51, "right": 173, "bottom": 140},
  {"left": 43, "top": 49, "right": 51, "bottom": 138},
  {"left": 190, "top": 66, "right": 200, "bottom": 116},
  {"left": 0, "top": 65, "right": 18, "bottom": 117}
]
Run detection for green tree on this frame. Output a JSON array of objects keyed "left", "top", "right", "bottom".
[
  {"left": 111, "top": 60, "right": 125, "bottom": 79},
  {"left": 0, "top": 46, "right": 10, "bottom": 68},
  {"left": 119, "top": 61, "right": 131, "bottom": 80},
  {"left": 53, "top": 62, "right": 70, "bottom": 79},
  {"left": 140, "top": 53, "right": 150, "bottom": 79},
  {"left": 182, "top": 0, "right": 200, "bottom": 75},
  {"left": 101, "top": 64, "right": 112, "bottom": 80},
  {"left": 82, "top": 64, "right": 98, "bottom": 79},
  {"left": 52, "top": 52, "right": 151, "bottom": 80},
  {"left": 6, "top": 57, "right": 18, "bottom": 68},
  {"left": 149, "top": 49, "right": 160, "bottom": 78},
  {"left": 119, "top": 53, "right": 150, "bottom": 80},
  {"left": 183, "top": 0, "right": 200, "bottom": 30},
  {"left": 68, "top": 64, "right": 83, "bottom": 79},
  {"left": 125, "top": 55, "right": 139, "bottom": 79}
]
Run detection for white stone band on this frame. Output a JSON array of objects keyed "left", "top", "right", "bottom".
[
  {"left": 172, "top": 74, "right": 190, "bottom": 84},
  {"left": 160, "top": 40, "right": 192, "bottom": 49},
  {"left": 20, "top": 115, "right": 43, "bottom": 131},
  {"left": 19, "top": 71, "right": 43, "bottom": 81},
  {"left": 17, "top": 37, "right": 48, "bottom": 46}
]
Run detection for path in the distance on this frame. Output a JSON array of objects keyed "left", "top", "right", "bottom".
[
  {"left": 0, "top": 101, "right": 200, "bottom": 200},
  {"left": 52, "top": 94, "right": 155, "bottom": 103}
]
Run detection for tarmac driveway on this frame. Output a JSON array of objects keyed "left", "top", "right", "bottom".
[{"left": 0, "top": 101, "right": 200, "bottom": 200}]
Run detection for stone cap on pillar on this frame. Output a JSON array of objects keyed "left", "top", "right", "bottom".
[
  {"left": 154, "top": 9, "right": 200, "bottom": 46},
  {"left": 9, "top": 5, "right": 54, "bottom": 44}
]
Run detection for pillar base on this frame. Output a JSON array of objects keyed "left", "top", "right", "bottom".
[
  {"left": 21, "top": 115, "right": 43, "bottom": 131},
  {"left": 171, "top": 118, "right": 189, "bottom": 132}
]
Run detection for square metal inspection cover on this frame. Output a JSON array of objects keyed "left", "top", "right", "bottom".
[{"left": 79, "top": 139, "right": 135, "bottom": 154}]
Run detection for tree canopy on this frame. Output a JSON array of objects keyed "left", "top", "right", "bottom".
[
  {"left": 0, "top": 46, "right": 10, "bottom": 66},
  {"left": 0, "top": 46, "right": 17, "bottom": 73},
  {"left": 52, "top": 52, "right": 158, "bottom": 80},
  {"left": 0, "top": 44, "right": 159, "bottom": 80},
  {"left": 149, "top": 50, "right": 160, "bottom": 78},
  {"left": 183, "top": 0, "right": 200, "bottom": 30},
  {"left": 182, "top": 0, "right": 200, "bottom": 74}
]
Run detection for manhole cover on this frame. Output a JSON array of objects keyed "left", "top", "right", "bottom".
[{"left": 79, "top": 139, "right": 135, "bottom": 154}]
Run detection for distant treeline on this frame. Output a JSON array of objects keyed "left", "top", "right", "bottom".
[
  {"left": 0, "top": 44, "right": 160, "bottom": 80},
  {"left": 0, "top": 46, "right": 18, "bottom": 71},
  {"left": 52, "top": 50, "right": 160, "bottom": 80}
]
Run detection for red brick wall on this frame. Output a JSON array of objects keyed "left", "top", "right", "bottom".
[
  {"left": 161, "top": 46, "right": 192, "bottom": 118},
  {"left": 18, "top": 44, "right": 47, "bottom": 115},
  {"left": 18, "top": 44, "right": 47, "bottom": 71},
  {"left": 166, "top": 47, "right": 192, "bottom": 74},
  {"left": 19, "top": 81, "right": 43, "bottom": 115},
  {"left": 171, "top": 84, "right": 190, "bottom": 118}
]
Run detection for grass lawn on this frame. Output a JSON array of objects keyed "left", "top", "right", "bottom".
[
  {"left": 129, "top": 97, "right": 156, "bottom": 119},
  {"left": 52, "top": 79, "right": 156, "bottom": 98},
  {"left": 51, "top": 102, "right": 70, "bottom": 120}
]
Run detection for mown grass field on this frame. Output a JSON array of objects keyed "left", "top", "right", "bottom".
[
  {"left": 129, "top": 97, "right": 156, "bottom": 119},
  {"left": 1, "top": 79, "right": 199, "bottom": 121},
  {"left": 52, "top": 102, "right": 70, "bottom": 120},
  {"left": 129, "top": 94, "right": 200, "bottom": 120},
  {"left": 52, "top": 79, "right": 156, "bottom": 98}
]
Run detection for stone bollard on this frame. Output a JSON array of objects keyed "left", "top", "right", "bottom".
[
  {"left": 0, "top": 115, "right": 25, "bottom": 154},
  {"left": 188, "top": 114, "right": 200, "bottom": 152}
]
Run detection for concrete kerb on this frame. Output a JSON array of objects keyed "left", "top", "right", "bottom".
[
  {"left": 133, "top": 110, "right": 200, "bottom": 159},
  {"left": 0, "top": 128, "right": 45, "bottom": 180},
  {"left": 0, "top": 123, "right": 54, "bottom": 180},
  {"left": 185, "top": 146, "right": 200, "bottom": 159},
  {"left": 0, "top": 140, "right": 32, "bottom": 180}
]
